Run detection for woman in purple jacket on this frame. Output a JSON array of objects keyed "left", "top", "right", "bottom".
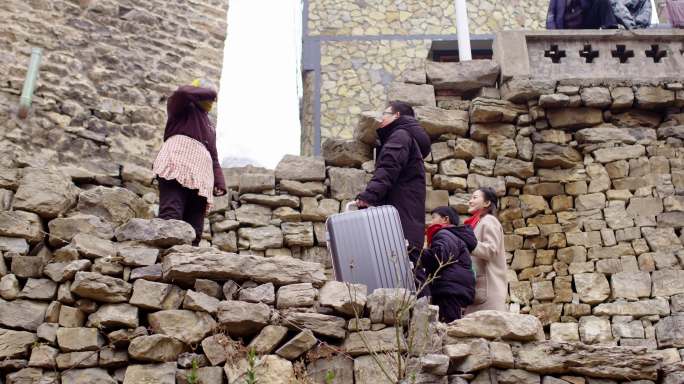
[
  {"left": 423, "top": 206, "right": 477, "bottom": 323},
  {"left": 153, "top": 80, "right": 227, "bottom": 245}
]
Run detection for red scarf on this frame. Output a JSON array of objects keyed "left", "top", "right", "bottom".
[
  {"left": 464, "top": 211, "right": 483, "bottom": 229},
  {"left": 425, "top": 223, "right": 452, "bottom": 246}
]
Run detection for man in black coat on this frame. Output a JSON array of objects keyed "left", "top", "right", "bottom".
[{"left": 356, "top": 101, "right": 432, "bottom": 294}]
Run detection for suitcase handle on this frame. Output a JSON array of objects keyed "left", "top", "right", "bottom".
[{"left": 344, "top": 201, "right": 357, "bottom": 212}]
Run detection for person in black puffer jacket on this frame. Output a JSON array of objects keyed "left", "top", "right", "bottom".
[
  {"left": 423, "top": 206, "right": 477, "bottom": 323},
  {"left": 356, "top": 101, "right": 432, "bottom": 296}
]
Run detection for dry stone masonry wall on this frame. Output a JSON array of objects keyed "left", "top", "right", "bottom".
[
  {"left": 2, "top": 5, "right": 684, "bottom": 383},
  {"left": 302, "top": 0, "right": 549, "bottom": 153},
  {"left": 0, "top": 160, "right": 680, "bottom": 383},
  {"left": 317, "top": 33, "right": 684, "bottom": 382},
  {"left": 2, "top": 57, "right": 684, "bottom": 381},
  {"left": 0, "top": 0, "right": 229, "bottom": 172}
]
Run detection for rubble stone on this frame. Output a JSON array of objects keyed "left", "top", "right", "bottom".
[{"left": 148, "top": 310, "right": 216, "bottom": 345}]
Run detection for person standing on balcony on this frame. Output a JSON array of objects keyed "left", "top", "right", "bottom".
[
  {"left": 547, "top": 0, "right": 618, "bottom": 29},
  {"left": 355, "top": 101, "right": 432, "bottom": 296},
  {"left": 610, "top": 0, "right": 652, "bottom": 28},
  {"left": 547, "top": 0, "right": 585, "bottom": 29},
  {"left": 153, "top": 79, "right": 227, "bottom": 246},
  {"left": 584, "top": 0, "right": 619, "bottom": 28},
  {"left": 665, "top": 0, "right": 684, "bottom": 27}
]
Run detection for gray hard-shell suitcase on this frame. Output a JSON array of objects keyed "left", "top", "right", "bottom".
[{"left": 325, "top": 203, "right": 416, "bottom": 293}]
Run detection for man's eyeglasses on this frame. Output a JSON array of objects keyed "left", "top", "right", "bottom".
[{"left": 382, "top": 112, "right": 395, "bottom": 116}]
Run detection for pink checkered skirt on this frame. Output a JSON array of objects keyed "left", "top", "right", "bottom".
[{"left": 153, "top": 135, "right": 214, "bottom": 207}]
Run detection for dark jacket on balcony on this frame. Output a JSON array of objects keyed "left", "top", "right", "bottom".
[
  {"left": 547, "top": 0, "right": 585, "bottom": 28},
  {"left": 611, "top": 0, "right": 652, "bottom": 29},
  {"left": 666, "top": 0, "right": 684, "bottom": 27},
  {"left": 547, "top": 0, "right": 618, "bottom": 29}
]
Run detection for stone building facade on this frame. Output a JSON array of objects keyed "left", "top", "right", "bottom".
[
  {"left": 301, "top": 0, "right": 678, "bottom": 156},
  {"left": 3, "top": 1, "right": 684, "bottom": 382},
  {"left": 1, "top": 27, "right": 684, "bottom": 378},
  {"left": 301, "top": 0, "right": 550, "bottom": 155},
  {"left": 0, "top": 0, "right": 229, "bottom": 175}
]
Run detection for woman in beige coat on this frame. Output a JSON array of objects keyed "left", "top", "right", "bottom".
[{"left": 463, "top": 187, "right": 508, "bottom": 313}]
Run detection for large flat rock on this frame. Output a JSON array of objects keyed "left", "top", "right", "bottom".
[
  {"left": 124, "top": 363, "right": 176, "bottom": 384},
  {"left": 515, "top": 341, "right": 660, "bottom": 380},
  {"left": 0, "top": 210, "right": 43, "bottom": 243},
  {"left": 128, "top": 334, "right": 187, "bottom": 362},
  {"left": 148, "top": 310, "right": 216, "bottom": 345},
  {"left": 414, "top": 106, "right": 469, "bottom": 137},
  {"left": 426, "top": 60, "right": 499, "bottom": 92},
  {"left": 47, "top": 214, "right": 114, "bottom": 246},
  {"left": 321, "top": 139, "right": 372, "bottom": 168},
  {"left": 12, "top": 168, "right": 77, "bottom": 219},
  {"left": 0, "top": 299, "right": 48, "bottom": 331},
  {"left": 593, "top": 298, "right": 670, "bottom": 317},
  {"left": 115, "top": 218, "right": 195, "bottom": 247},
  {"left": 387, "top": 83, "right": 436, "bottom": 107},
  {"left": 70, "top": 272, "right": 132, "bottom": 303},
  {"left": 469, "top": 97, "right": 527, "bottom": 124},
  {"left": 547, "top": 108, "right": 603, "bottom": 129},
  {"left": 446, "top": 311, "right": 544, "bottom": 341},
  {"left": 61, "top": 368, "right": 116, "bottom": 384},
  {"left": 353, "top": 111, "right": 382, "bottom": 145},
  {"left": 343, "top": 327, "right": 406, "bottom": 357},
  {"left": 593, "top": 144, "right": 646, "bottom": 163},
  {"left": 217, "top": 301, "right": 271, "bottom": 337},
  {"left": 162, "top": 251, "right": 326, "bottom": 286},
  {"left": 0, "top": 328, "right": 37, "bottom": 359},
  {"left": 576, "top": 126, "right": 656, "bottom": 145},
  {"left": 274, "top": 154, "right": 326, "bottom": 181},
  {"left": 76, "top": 186, "right": 151, "bottom": 226},
  {"left": 534, "top": 143, "right": 583, "bottom": 169},
  {"left": 224, "top": 355, "right": 294, "bottom": 384},
  {"left": 281, "top": 311, "right": 346, "bottom": 339}
]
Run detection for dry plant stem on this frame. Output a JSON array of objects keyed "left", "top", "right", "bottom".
[
  {"left": 347, "top": 281, "right": 397, "bottom": 382},
  {"left": 346, "top": 250, "right": 456, "bottom": 383}
]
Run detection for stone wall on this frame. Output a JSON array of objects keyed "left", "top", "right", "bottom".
[
  {"left": 320, "top": 39, "right": 431, "bottom": 140},
  {"left": 318, "top": 48, "right": 684, "bottom": 379},
  {"left": 332, "top": 50, "right": 684, "bottom": 340},
  {"left": 0, "top": 0, "right": 229, "bottom": 172},
  {"left": 2, "top": 3, "right": 684, "bottom": 381},
  {"left": 308, "top": 0, "right": 456, "bottom": 36},
  {"left": 2, "top": 55, "right": 684, "bottom": 381},
  {"left": 307, "top": 0, "right": 548, "bottom": 36},
  {"left": 1, "top": 156, "right": 682, "bottom": 383},
  {"left": 466, "top": 0, "right": 547, "bottom": 34},
  {"left": 302, "top": 0, "right": 549, "bottom": 154}
]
